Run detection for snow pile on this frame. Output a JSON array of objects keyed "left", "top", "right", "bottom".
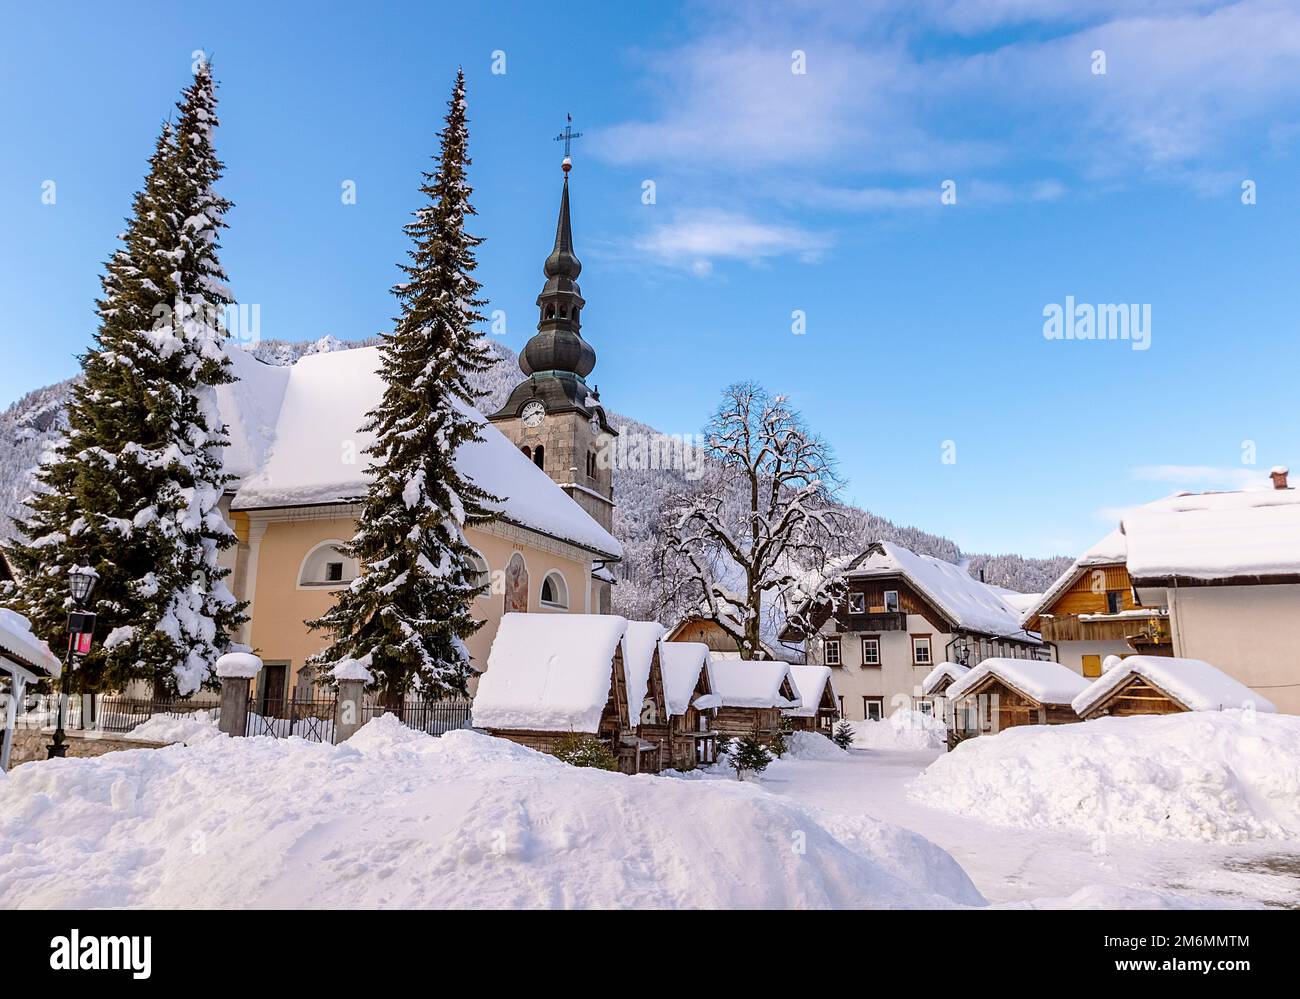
[
  {"left": 946, "top": 657, "right": 1088, "bottom": 706},
  {"left": 851, "top": 709, "right": 948, "bottom": 751},
  {"left": 785, "top": 731, "right": 846, "bottom": 761},
  {"left": 472, "top": 613, "right": 628, "bottom": 732},
  {"left": 214, "top": 651, "right": 262, "bottom": 679},
  {"left": 125, "top": 710, "right": 221, "bottom": 745},
  {"left": 1073, "top": 655, "right": 1276, "bottom": 716},
  {"left": 0, "top": 716, "right": 983, "bottom": 909},
  {"left": 920, "top": 661, "right": 968, "bottom": 695},
  {"left": 786, "top": 663, "right": 834, "bottom": 717},
  {"left": 911, "top": 711, "right": 1300, "bottom": 843}
]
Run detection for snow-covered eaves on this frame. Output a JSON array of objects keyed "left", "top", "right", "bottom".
[
  {"left": 1072, "top": 656, "right": 1276, "bottom": 716},
  {"left": 786, "top": 663, "right": 834, "bottom": 717},
  {"left": 1122, "top": 489, "right": 1300, "bottom": 584},
  {"left": 1018, "top": 529, "right": 1128, "bottom": 629},
  {"left": 224, "top": 345, "right": 622, "bottom": 560},
  {"left": 658, "top": 640, "right": 712, "bottom": 717},
  {"left": 472, "top": 613, "right": 629, "bottom": 732},
  {"left": 848, "top": 542, "right": 1041, "bottom": 643},
  {"left": 920, "top": 661, "right": 969, "bottom": 696},
  {"left": 946, "top": 657, "right": 1089, "bottom": 707},
  {"left": 621, "top": 621, "right": 667, "bottom": 718},
  {"left": 709, "top": 657, "right": 801, "bottom": 709},
  {"left": 0, "top": 608, "right": 61, "bottom": 679}
]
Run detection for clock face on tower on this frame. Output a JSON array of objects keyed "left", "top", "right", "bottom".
[{"left": 521, "top": 401, "right": 546, "bottom": 429}]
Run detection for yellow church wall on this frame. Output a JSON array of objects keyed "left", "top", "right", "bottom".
[{"left": 241, "top": 509, "right": 594, "bottom": 700}]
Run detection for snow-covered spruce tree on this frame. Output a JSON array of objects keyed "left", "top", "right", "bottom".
[
  {"left": 1, "top": 63, "right": 244, "bottom": 697},
  {"left": 307, "top": 70, "right": 497, "bottom": 706},
  {"left": 659, "top": 382, "right": 849, "bottom": 660}
]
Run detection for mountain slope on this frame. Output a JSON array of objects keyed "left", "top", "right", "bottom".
[{"left": 0, "top": 337, "right": 1071, "bottom": 606}]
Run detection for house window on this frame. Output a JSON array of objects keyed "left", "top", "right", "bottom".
[
  {"left": 861, "top": 637, "right": 880, "bottom": 667},
  {"left": 863, "top": 697, "right": 884, "bottom": 721},
  {"left": 540, "top": 570, "right": 568, "bottom": 609},
  {"left": 917, "top": 700, "right": 934, "bottom": 716},
  {"left": 848, "top": 592, "right": 865, "bottom": 615},
  {"left": 1106, "top": 591, "right": 1123, "bottom": 614},
  {"left": 298, "top": 542, "right": 358, "bottom": 589},
  {"left": 883, "top": 590, "right": 900, "bottom": 613},
  {"left": 912, "top": 635, "right": 932, "bottom": 665},
  {"left": 824, "top": 637, "right": 841, "bottom": 666}
]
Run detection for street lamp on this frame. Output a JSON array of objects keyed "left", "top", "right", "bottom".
[{"left": 47, "top": 566, "right": 98, "bottom": 759}]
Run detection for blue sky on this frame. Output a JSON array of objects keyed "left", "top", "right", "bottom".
[{"left": 2, "top": 0, "right": 1299, "bottom": 559}]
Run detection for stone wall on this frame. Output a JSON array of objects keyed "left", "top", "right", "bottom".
[{"left": 5, "top": 728, "right": 169, "bottom": 770}]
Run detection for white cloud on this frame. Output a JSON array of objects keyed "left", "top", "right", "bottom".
[{"left": 632, "top": 208, "right": 830, "bottom": 273}]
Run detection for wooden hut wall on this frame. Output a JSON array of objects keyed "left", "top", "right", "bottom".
[{"left": 1081, "top": 675, "right": 1187, "bottom": 720}]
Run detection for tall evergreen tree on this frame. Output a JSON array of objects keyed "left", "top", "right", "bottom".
[
  {"left": 308, "top": 70, "right": 497, "bottom": 704},
  {"left": 2, "top": 62, "right": 244, "bottom": 696}
]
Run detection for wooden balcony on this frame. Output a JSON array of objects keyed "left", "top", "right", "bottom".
[
  {"left": 834, "top": 611, "right": 907, "bottom": 633},
  {"left": 1039, "top": 613, "right": 1171, "bottom": 645}
]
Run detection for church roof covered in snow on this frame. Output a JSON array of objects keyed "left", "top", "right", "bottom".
[
  {"left": 220, "top": 345, "right": 621, "bottom": 560},
  {"left": 946, "top": 657, "right": 1088, "bottom": 707},
  {"left": 1072, "top": 655, "right": 1277, "bottom": 716},
  {"left": 920, "top": 661, "right": 970, "bottom": 696},
  {"left": 658, "top": 641, "right": 714, "bottom": 717},
  {"left": 786, "top": 664, "right": 835, "bottom": 717},
  {"left": 1121, "top": 488, "right": 1300, "bottom": 584},
  {"left": 709, "top": 657, "right": 801, "bottom": 709},
  {"left": 472, "top": 613, "right": 628, "bottom": 732}
]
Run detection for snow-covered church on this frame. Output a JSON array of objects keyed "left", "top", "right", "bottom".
[{"left": 213, "top": 164, "right": 621, "bottom": 705}]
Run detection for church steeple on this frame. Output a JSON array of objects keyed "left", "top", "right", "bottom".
[{"left": 520, "top": 171, "right": 595, "bottom": 378}]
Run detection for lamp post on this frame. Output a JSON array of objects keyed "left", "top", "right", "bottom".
[{"left": 47, "top": 567, "right": 98, "bottom": 759}]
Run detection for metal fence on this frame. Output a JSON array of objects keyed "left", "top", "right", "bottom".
[
  {"left": 361, "top": 699, "right": 473, "bottom": 737},
  {"left": 245, "top": 695, "right": 336, "bottom": 743},
  {"left": 24, "top": 694, "right": 221, "bottom": 734}
]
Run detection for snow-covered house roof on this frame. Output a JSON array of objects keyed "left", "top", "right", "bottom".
[
  {"left": 1121, "top": 488, "right": 1300, "bottom": 584},
  {"left": 920, "top": 661, "right": 969, "bottom": 696},
  {"left": 786, "top": 664, "right": 835, "bottom": 718},
  {"left": 621, "top": 621, "right": 668, "bottom": 717},
  {"left": 1018, "top": 528, "right": 1128, "bottom": 628},
  {"left": 709, "top": 658, "right": 801, "bottom": 709},
  {"left": 843, "top": 542, "right": 1040, "bottom": 643},
  {"left": 221, "top": 345, "right": 621, "bottom": 560},
  {"left": 0, "top": 608, "right": 61, "bottom": 680},
  {"left": 658, "top": 641, "right": 714, "bottom": 717},
  {"left": 1072, "top": 656, "right": 1277, "bottom": 717},
  {"left": 472, "top": 613, "right": 629, "bottom": 732},
  {"left": 946, "top": 657, "right": 1089, "bottom": 707}
]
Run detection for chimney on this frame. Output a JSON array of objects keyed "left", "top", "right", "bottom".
[{"left": 1270, "top": 465, "right": 1290, "bottom": 490}]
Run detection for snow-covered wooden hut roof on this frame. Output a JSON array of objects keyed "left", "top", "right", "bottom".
[
  {"left": 920, "top": 661, "right": 970, "bottom": 696},
  {"left": 658, "top": 641, "right": 714, "bottom": 717},
  {"left": 946, "top": 657, "right": 1088, "bottom": 707},
  {"left": 620, "top": 621, "right": 668, "bottom": 716},
  {"left": 1122, "top": 488, "right": 1300, "bottom": 584},
  {"left": 1072, "top": 656, "right": 1276, "bottom": 717},
  {"left": 0, "top": 608, "right": 61, "bottom": 680},
  {"left": 786, "top": 664, "right": 835, "bottom": 717},
  {"left": 472, "top": 613, "right": 629, "bottom": 732},
  {"left": 220, "top": 345, "right": 621, "bottom": 560},
  {"left": 709, "top": 657, "right": 801, "bottom": 709}
]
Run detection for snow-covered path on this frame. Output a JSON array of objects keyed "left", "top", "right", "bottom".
[{"left": 745, "top": 748, "right": 1300, "bottom": 909}]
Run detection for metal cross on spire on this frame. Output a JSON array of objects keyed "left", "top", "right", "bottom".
[{"left": 554, "top": 113, "right": 582, "bottom": 163}]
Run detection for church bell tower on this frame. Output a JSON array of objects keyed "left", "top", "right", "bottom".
[{"left": 489, "top": 127, "right": 617, "bottom": 599}]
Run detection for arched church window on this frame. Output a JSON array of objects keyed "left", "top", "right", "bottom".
[
  {"left": 520, "top": 445, "right": 531, "bottom": 460},
  {"left": 533, "top": 445, "right": 545, "bottom": 469},
  {"left": 540, "top": 571, "right": 569, "bottom": 609}
]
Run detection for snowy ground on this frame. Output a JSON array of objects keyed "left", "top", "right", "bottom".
[
  {"left": 3, "top": 713, "right": 1296, "bottom": 909},
  {"left": 718, "top": 728, "right": 1300, "bottom": 909}
]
